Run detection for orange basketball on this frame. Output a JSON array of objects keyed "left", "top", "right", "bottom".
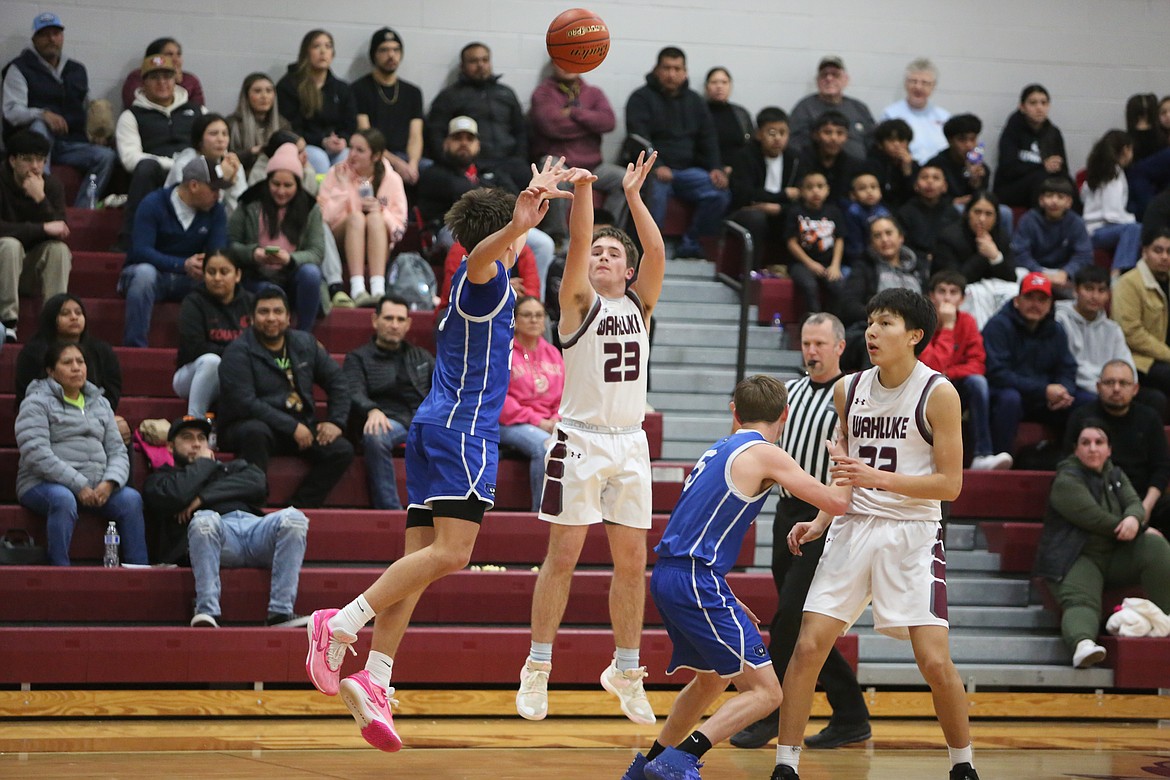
[{"left": 546, "top": 8, "right": 610, "bottom": 74}]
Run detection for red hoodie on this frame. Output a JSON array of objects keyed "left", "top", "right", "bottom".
[{"left": 919, "top": 309, "right": 986, "bottom": 380}]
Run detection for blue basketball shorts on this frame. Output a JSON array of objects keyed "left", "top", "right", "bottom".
[{"left": 404, "top": 422, "right": 498, "bottom": 510}]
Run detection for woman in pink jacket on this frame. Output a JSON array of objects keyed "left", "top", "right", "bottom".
[
  {"left": 317, "top": 128, "right": 406, "bottom": 306},
  {"left": 499, "top": 296, "right": 565, "bottom": 511}
]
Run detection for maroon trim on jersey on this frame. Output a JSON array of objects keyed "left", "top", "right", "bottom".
[
  {"left": 844, "top": 371, "right": 864, "bottom": 415},
  {"left": 914, "top": 372, "right": 945, "bottom": 446},
  {"left": 929, "top": 527, "right": 948, "bottom": 622},
  {"left": 560, "top": 296, "right": 603, "bottom": 350},
  {"left": 540, "top": 429, "right": 568, "bottom": 516},
  {"left": 625, "top": 288, "right": 647, "bottom": 325}
]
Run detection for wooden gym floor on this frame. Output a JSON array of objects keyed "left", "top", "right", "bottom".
[{"left": 2, "top": 718, "right": 1169, "bottom": 779}]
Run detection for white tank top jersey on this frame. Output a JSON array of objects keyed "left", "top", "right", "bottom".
[
  {"left": 557, "top": 291, "right": 649, "bottom": 429},
  {"left": 844, "top": 361, "right": 946, "bottom": 522}
]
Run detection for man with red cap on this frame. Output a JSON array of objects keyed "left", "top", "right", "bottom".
[{"left": 982, "top": 271, "right": 1095, "bottom": 456}]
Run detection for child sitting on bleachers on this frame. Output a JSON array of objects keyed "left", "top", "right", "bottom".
[{"left": 842, "top": 171, "right": 891, "bottom": 267}]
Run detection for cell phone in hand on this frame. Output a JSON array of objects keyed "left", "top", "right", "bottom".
[{"left": 265, "top": 246, "right": 280, "bottom": 255}]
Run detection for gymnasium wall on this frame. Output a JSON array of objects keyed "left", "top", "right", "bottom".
[{"left": 2, "top": 0, "right": 1168, "bottom": 171}]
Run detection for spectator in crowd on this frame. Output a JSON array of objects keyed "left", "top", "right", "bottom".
[
  {"left": 1125, "top": 93, "right": 1164, "bottom": 163},
  {"left": 1066, "top": 361, "right": 1170, "bottom": 530},
  {"left": 789, "top": 56, "right": 875, "bottom": 160},
  {"left": 229, "top": 142, "right": 326, "bottom": 330},
  {"left": 920, "top": 270, "right": 1012, "bottom": 470},
  {"left": 173, "top": 250, "right": 252, "bottom": 418},
  {"left": 793, "top": 111, "right": 862, "bottom": 208},
  {"left": 318, "top": 128, "right": 407, "bottom": 308},
  {"left": 426, "top": 42, "right": 529, "bottom": 187},
  {"left": 933, "top": 190, "right": 1016, "bottom": 284},
  {"left": 994, "top": 84, "right": 1070, "bottom": 209},
  {"left": 785, "top": 171, "right": 845, "bottom": 316},
  {"left": 926, "top": 113, "right": 990, "bottom": 208},
  {"left": 1011, "top": 176, "right": 1092, "bottom": 296},
  {"left": 0, "top": 130, "right": 71, "bottom": 341},
  {"left": 1081, "top": 130, "right": 1142, "bottom": 274},
  {"left": 121, "top": 37, "right": 203, "bottom": 110},
  {"left": 417, "top": 118, "right": 555, "bottom": 288},
  {"left": 15, "top": 294, "right": 124, "bottom": 434},
  {"left": 15, "top": 342, "right": 147, "bottom": 567},
  {"left": 1113, "top": 226, "right": 1170, "bottom": 400},
  {"left": 2, "top": 12, "right": 117, "bottom": 206},
  {"left": 343, "top": 294, "right": 433, "bottom": 511},
  {"left": 880, "top": 58, "right": 950, "bottom": 164},
  {"left": 705, "top": 67, "right": 753, "bottom": 173},
  {"left": 164, "top": 113, "right": 246, "bottom": 215},
  {"left": 625, "top": 46, "right": 730, "bottom": 259},
  {"left": 841, "top": 171, "right": 891, "bottom": 265},
  {"left": 439, "top": 236, "right": 539, "bottom": 309},
  {"left": 276, "top": 29, "right": 356, "bottom": 175},
  {"left": 896, "top": 163, "right": 958, "bottom": 263},
  {"left": 114, "top": 52, "right": 203, "bottom": 249},
  {"left": 500, "top": 296, "right": 564, "bottom": 512},
  {"left": 119, "top": 155, "right": 228, "bottom": 347},
  {"left": 529, "top": 61, "right": 626, "bottom": 240},
  {"left": 983, "top": 272, "right": 1092, "bottom": 455},
  {"left": 217, "top": 288, "right": 353, "bottom": 508},
  {"left": 353, "top": 27, "right": 426, "bottom": 187},
  {"left": 226, "top": 73, "right": 289, "bottom": 177},
  {"left": 866, "top": 118, "right": 918, "bottom": 209},
  {"left": 1145, "top": 186, "right": 1170, "bottom": 238},
  {"left": 145, "top": 415, "right": 309, "bottom": 628},
  {"left": 1035, "top": 419, "right": 1170, "bottom": 668},
  {"left": 728, "top": 107, "right": 800, "bottom": 270},
  {"left": 838, "top": 215, "right": 928, "bottom": 326},
  {"left": 248, "top": 131, "right": 317, "bottom": 191},
  {"left": 1056, "top": 266, "right": 1139, "bottom": 400}
]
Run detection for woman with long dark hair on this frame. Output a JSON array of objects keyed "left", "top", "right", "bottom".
[
  {"left": 1082, "top": 130, "right": 1142, "bottom": 273},
  {"left": 994, "top": 84, "right": 1070, "bottom": 208},
  {"left": 228, "top": 73, "right": 291, "bottom": 175},
  {"left": 164, "top": 112, "right": 246, "bottom": 214},
  {"left": 276, "top": 29, "right": 357, "bottom": 175},
  {"left": 934, "top": 190, "right": 1016, "bottom": 284},
  {"left": 229, "top": 142, "right": 326, "bottom": 329}
]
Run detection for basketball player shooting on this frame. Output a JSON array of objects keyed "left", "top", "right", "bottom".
[
  {"left": 772, "top": 288, "right": 979, "bottom": 780},
  {"left": 517, "top": 151, "right": 666, "bottom": 725}
]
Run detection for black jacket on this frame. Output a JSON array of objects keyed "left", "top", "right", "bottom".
[
  {"left": 276, "top": 67, "right": 357, "bottom": 148},
  {"left": 933, "top": 221, "right": 1016, "bottom": 284},
  {"left": 793, "top": 151, "right": 863, "bottom": 208},
  {"left": 176, "top": 285, "right": 254, "bottom": 368},
  {"left": 729, "top": 141, "right": 799, "bottom": 211},
  {"left": 864, "top": 151, "right": 918, "bottom": 209},
  {"left": 925, "top": 149, "right": 994, "bottom": 202},
  {"left": 0, "top": 161, "right": 66, "bottom": 248},
  {"left": 15, "top": 336, "right": 122, "bottom": 410},
  {"left": 218, "top": 328, "right": 349, "bottom": 435},
  {"left": 994, "top": 111, "right": 1069, "bottom": 195},
  {"left": 1064, "top": 401, "right": 1170, "bottom": 496},
  {"left": 414, "top": 155, "right": 518, "bottom": 224},
  {"left": 709, "top": 101, "right": 753, "bottom": 169},
  {"left": 625, "top": 74, "right": 720, "bottom": 172},
  {"left": 145, "top": 457, "right": 268, "bottom": 564},
  {"left": 426, "top": 73, "right": 526, "bottom": 164},
  {"left": 896, "top": 196, "right": 960, "bottom": 260},
  {"left": 343, "top": 337, "right": 434, "bottom": 428},
  {"left": 4, "top": 49, "right": 89, "bottom": 141}
]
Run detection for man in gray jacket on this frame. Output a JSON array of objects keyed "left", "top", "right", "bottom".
[{"left": 217, "top": 288, "right": 353, "bottom": 508}]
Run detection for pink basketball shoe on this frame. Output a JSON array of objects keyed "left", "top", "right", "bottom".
[{"left": 339, "top": 670, "right": 403, "bottom": 752}]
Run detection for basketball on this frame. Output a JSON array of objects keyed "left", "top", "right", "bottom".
[{"left": 546, "top": 8, "right": 610, "bottom": 74}]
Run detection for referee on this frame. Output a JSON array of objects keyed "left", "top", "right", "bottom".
[{"left": 731, "top": 312, "right": 871, "bottom": 750}]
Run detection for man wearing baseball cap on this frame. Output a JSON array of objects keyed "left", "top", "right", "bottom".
[
  {"left": 788, "top": 55, "right": 875, "bottom": 160},
  {"left": 982, "top": 270, "right": 1094, "bottom": 458},
  {"left": 2, "top": 12, "right": 117, "bottom": 207},
  {"left": 352, "top": 27, "right": 426, "bottom": 185},
  {"left": 145, "top": 415, "right": 309, "bottom": 628},
  {"left": 118, "top": 155, "right": 227, "bottom": 346}
]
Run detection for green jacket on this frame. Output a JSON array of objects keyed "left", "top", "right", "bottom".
[{"left": 226, "top": 197, "right": 331, "bottom": 315}]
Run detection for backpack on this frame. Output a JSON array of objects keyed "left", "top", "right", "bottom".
[{"left": 388, "top": 252, "right": 438, "bottom": 311}]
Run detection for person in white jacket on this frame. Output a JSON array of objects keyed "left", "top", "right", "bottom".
[{"left": 1081, "top": 130, "right": 1142, "bottom": 274}]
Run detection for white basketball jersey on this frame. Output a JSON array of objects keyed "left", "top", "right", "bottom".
[
  {"left": 844, "top": 361, "right": 945, "bottom": 522},
  {"left": 558, "top": 291, "right": 649, "bottom": 428}
]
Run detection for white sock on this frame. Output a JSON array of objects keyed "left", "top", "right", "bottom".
[
  {"left": 948, "top": 744, "right": 973, "bottom": 767},
  {"left": 365, "top": 650, "right": 394, "bottom": 690},
  {"left": 329, "top": 594, "right": 375, "bottom": 636},
  {"left": 776, "top": 744, "right": 801, "bottom": 769},
  {"left": 529, "top": 641, "right": 553, "bottom": 665},
  {"left": 369, "top": 275, "right": 386, "bottom": 297},
  {"left": 614, "top": 646, "right": 641, "bottom": 672},
  {"left": 349, "top": 275, "right": 367, "bottom": 297}
]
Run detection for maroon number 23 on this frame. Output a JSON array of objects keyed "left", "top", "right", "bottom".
[{"left": 603, "top": 341, "right": 641, "bottom": 383}]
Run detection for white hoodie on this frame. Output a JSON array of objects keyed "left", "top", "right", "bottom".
[{"left": 114, "top": 84, "right": 205, "bottom": 173}]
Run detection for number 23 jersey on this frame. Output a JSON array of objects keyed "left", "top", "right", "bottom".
[
  {"left": 558, "top": 291, "right": 649, "bottom": 429},
  {"left": 845, "top": 361, "right": 946, "bottom": 523}
]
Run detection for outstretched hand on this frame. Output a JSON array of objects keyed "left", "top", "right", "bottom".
[
  {"left": 529, "top": 156, "right": 574, "bottom": 199},
  {"left": 566, "top": 166, "right": 597, "bottom": 185},
  {"left": 513, "top": 186, "right": 552, "bottom": 231},
  {"left": 623, "top": 150, "right": 657, "bottom": 194}
]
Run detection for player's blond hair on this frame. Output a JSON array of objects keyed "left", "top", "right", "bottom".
[
  {"left": 445, "top": 187, "right": 517, "bottom": 251},
  {"left": 592, "top": 226, "right": 640, "bottom": 272},
  {"left": 734, "top": 374, "right": 788, "bottom": 424}
]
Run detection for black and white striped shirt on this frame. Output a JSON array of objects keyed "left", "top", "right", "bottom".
[{"left": 779, "top": 373, "right": 843, "bottom": 498}]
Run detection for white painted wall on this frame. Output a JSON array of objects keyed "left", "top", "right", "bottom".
[{"left": 4, "top": 0, "right": 1169, "bottom": 170}]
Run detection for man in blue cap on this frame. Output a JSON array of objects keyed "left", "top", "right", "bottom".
[{"left": 2, "top": 12, "right": 117, "bottom": 207}]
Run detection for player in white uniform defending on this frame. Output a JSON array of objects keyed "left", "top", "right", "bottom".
[
  {"left": 517, "top": 151, "right": 666, "bottom": 724},
  {"left": 621, "top": 375, "right": 850, "bottom": 780},
  {"left": 772, "top": 287, "right": 979, "bottom": 780}
]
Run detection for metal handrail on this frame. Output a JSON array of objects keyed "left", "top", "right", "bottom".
[{"left": 715, "top": 219, "right": 754, "bottom": 384}]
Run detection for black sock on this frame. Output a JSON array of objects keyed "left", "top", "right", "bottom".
[
  {"left": 646, "top": 741, "right": 667, "bottom": 761},
  {"left": 678, "top": 731, "right": 712, "bottom": 759}
]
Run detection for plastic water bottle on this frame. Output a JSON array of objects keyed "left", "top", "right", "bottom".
[
  {"left": 205, "top": 412, "right": 217, "bottom": 450},
  {"left": 771, "top": 312, "right": 786, "bottom": 349},
  {"left": 82, "top": 174, "right": 99, "bottom": 209},
  {"left": 103, "top": 522, "right": 120, "bottom": 568}
]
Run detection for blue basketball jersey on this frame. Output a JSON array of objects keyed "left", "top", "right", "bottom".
[
  {"left": 655, "top": 430, "right": 773, "bottom": 576},
  {"left": 412, "top": 258, "right": 515, "bottom": 441}
]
